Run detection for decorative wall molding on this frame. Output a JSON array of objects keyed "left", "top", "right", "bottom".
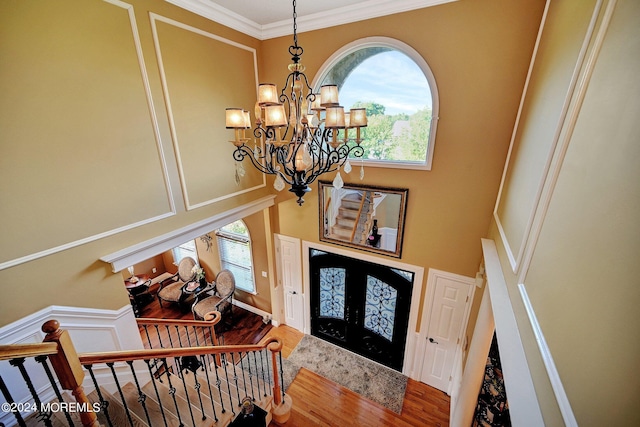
[
  {"left": 493, "top": 0, "right": 603, "bottom": 275},
  {"left": 100, "top": 195, "right": 275, "bottom": 272},
  {"left": 516, "top": 0, "right": 612, "bottom": 285},
  {"left": 165, "top": 0, "right": 459, "bottom": 40},
  {"left": 149, "top": 13, "right": 265, "bottom": 211},
  {"left": 518, "top": 284, "right": 577, "bottom": 426},
  {"left": 481, "top": 238, "right": 544, "bottom": 426},
  {"left": 0, "top": 0, "right": 175, "bottom": 272},
  {"left": 300, "top": 240, "right": 424, "bottom": 378}
]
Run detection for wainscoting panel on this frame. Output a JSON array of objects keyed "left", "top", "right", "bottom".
[{"left": 0, "top": 304, "right": 143, "bottom": 426}]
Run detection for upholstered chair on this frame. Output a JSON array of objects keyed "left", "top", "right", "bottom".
[
  {"left": 157, "top": 257, "right": 197, "bottom": 308},
  {"left": 192, "top": 269, "right": 236, "bottom": 327}
]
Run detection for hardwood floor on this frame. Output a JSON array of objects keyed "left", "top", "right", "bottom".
[{"left": 134, "top": 298, "right": 450, "bottom": 426}]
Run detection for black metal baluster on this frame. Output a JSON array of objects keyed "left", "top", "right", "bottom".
[
  {"left": 183, "top": 357, "right": 206, "bottom": 422},
  {"left": 184, "top": 326, "right": 192, "bottom": 347},
  {"left": 162, "top": 357, "right": 184, "bottom": 427},
  {"left": 199, "top": 355, "right": 219, "bottom": 422},
  {"left": 251, "top": 351, "right": 262, "bottom": 398},
  {"left": 107, "top": 362, "right": 135, "bottom": 427},
  {"left": 220, "top": 354, "right": 235, "bottom": 415},
  {"left": 0, "top": 372, "right": 27, "bottom": 427},
  {"left": 10, "top": 358, "right": 52, "bottom": 427},
  {"left": 85, "top": 364, "right": 113, "bottom": 427},
  {"left": 154, "top": 324, "right": 164, "bottom": 348},
  {"left": 144, "top": 359, "right": 169, "bottom": 427},
  {"left": 35, "top": 355, "right": 75, "bottom": 427},
  {"left": 239, "top": 352, "right": 254, "bottom": 402},
  {"left": 166, "top": 325, "right": 174, "bottom": 348},
  {"left": 278, "top": 352, "right": 286, "bottom": 400},
  {"left": 143, "top": 325, "right": 153, "bottom": 349},
  {"left": 175, "top": 326, "right": 183, "bottom": 348},
  {"left": 126, "top": 361, "right": 151, "bottom": 426},
  {"left": 262, "top": 349, "right": 272, "bottom": 393},
  {"left": 229, "top": 353, "right": 241, "bottom": 406},
  {"left": 259, "top": 349, "right": 267, "bottom": 397},
  {"left": 175, "top": 357, "right": 196, "bottom": 427},
  {"left": 212, "top": 356, "right": 227, "bottom": 415}
]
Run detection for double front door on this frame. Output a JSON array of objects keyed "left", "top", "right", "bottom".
[{"left": 309, "top": 249, "right": 413, "bottom": 371}]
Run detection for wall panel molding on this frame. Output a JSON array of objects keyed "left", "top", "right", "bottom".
[
  {"left": 493, "top": 0, "right": 603, "bottom": 274},
  {"left": 149, "top": 13, "right": 265, "bottom": 211},
  {"left": 0, "top": 0, "right": 175, "bottom": 271}
]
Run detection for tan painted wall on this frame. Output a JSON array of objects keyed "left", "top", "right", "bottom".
[
  {"left": 488, "top": 0, "right": 640, "bottom": 424},
  {"left": 0, "top": 0, "right": 268, "bottom": 325},
  {"left": 263, "top": 0, "right": 545, "bottom": 325}
]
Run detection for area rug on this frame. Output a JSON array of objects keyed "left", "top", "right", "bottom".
[{"left": 285, "top": 334, "right": 408, "bottom": 413}]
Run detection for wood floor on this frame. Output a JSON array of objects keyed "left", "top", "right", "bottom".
[{"left": 135, "top": 297, "right": 450, "bottom": 426}]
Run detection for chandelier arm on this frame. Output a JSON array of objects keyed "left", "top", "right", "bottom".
[{"left": 233, "top": 145, "right": 275, "bottom": 175}]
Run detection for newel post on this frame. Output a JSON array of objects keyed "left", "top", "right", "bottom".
[
  {"left": 42, "top": 320, "right": 99, "bottom": 427},
  {"left": 267, "top": 340, "right": 292, "bottom": 424}
]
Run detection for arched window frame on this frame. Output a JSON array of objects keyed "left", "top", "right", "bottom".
[
  {"left": 215, "top": 220, "right": 256, "bottom": 294},
  {"left": 312, "top": 37, "right": 440, "bottom": 170}
]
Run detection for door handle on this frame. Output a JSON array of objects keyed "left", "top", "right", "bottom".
[{"left": 428, "top": 337, "right": 439, "bottom": 344}]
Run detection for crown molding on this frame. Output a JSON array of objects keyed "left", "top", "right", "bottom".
[{"left": 165, "top": 0, "right": 458, "bottom": 40}]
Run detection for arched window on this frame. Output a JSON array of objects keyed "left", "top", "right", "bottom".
[
  {"left": 314, "top": 37, "right": 439, "bottom": 170},
  {"left": 215, "top": 220, "right": 255, "bottom": 293}
]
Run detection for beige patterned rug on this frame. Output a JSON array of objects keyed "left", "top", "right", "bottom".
[{"left": 283, "top": 334, "right": 408, "bottom": 413}]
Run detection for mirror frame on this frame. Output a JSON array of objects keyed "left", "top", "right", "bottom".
[{"left": 318, "top": 180, "right": 408, "bottom": 258}]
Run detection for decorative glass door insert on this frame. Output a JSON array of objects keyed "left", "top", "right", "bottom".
[{"left": 310, "top": 249, "right": 413, "bottom": 371}]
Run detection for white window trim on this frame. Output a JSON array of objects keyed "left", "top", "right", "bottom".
[{"left": 312, "top": 36, "right": 440, "bottom": 171}]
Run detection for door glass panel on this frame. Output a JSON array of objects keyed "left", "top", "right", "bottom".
[
  {"left": 365, "top": 276, "right": 397, "bottom": 341},
  {"left": 391, "top": 268, "right": 414, "bottom": 282},
  {"left": 319, "top": 267, "right": 346, "bottom": 319}
]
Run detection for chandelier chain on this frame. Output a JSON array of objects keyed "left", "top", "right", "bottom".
[{"left": 292, "top": 0, "right": 298, "bottom": 48}]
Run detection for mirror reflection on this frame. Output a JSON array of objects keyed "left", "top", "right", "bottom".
[{"left": 319, "top": 180, "right": 408, "bottom": 258}]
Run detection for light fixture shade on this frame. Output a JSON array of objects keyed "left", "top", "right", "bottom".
[
  {"left": 344, "top": 112, "right": 351, "bottom": 129},
  {"left": 258, "top": 84, "right": 279, "bottom": 106},
  {"left": 325, "top": 106, "right": 345, "bottom": 128},
  {"left": 265, "top": 104, "right": 287, "bottom": 127},
  {"left": 226, "top": 108, "right": 245, "bottom": 129},
  {"left": 310, "top": 93, "right": 324, "bottom": 111},
  {"left": 242, "top": 110, "right": 251, "bottom": 128},
  {"left": 320, "top": 85, "right": 339, "bottom": 107},
  {"left": 307, "top": 114, "right": 319, "bottom": 129},
  {"left": 350, "top": 108, "right": 368, "bottom": 127}
]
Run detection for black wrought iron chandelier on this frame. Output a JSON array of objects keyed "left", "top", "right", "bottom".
[{"left": 225, "top": 0, "right": 367, "bottom": 206}]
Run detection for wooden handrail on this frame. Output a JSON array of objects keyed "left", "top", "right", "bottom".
[
  {"left": 0, "top": 342, "right": 58, "bottom": 361},
  {"left": 349, "top": 191, "right": 368, "bottom": 243},
  {"left": 78, "top": 336, "right": 281, "bottom": 365},
  {"left": 136, "top": 310, "right": 221, "bottom": 327}
]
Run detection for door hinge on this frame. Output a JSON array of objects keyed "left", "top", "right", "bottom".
[
  {"left": 466, "top": 295, "right": 469, "bottom": 302},
  {"left": 449, "top": 375, "right": 452, "bottom": 382}
]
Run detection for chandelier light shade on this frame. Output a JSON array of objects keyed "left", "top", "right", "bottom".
[{"left": 226, "top": 0, "right": 367, "bottom": 205}]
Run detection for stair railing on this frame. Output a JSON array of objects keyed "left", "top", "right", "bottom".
[{"left": 0, "top": 318, "right": 291, "bottom": 427}]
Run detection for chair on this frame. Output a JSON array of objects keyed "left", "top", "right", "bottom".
[
  {"left": 192, "top": 269, "right": 235, "bottom": 326},
  {"left": 157, "top": 257, "right": 197, "bottom": 308}
]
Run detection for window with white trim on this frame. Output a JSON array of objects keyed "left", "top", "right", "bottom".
[
  {"left": 215, "top": 220, "right": 255, "bottom": 293},
  {"left": 314, "top": 37, "right": 439, "bottom": 170},
  {"left": 172, "top": 240, "right": 197, "bottom": 265}
]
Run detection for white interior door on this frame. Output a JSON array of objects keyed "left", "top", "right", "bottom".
[
  {"left": 419, "top": 270, "right": 475, "bottom": 393},
  {"left": 274, "top": 234, "right": 304, "bottom": 332}
]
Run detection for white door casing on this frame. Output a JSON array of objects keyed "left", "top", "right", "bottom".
[
  {"left": 417, "top": 269, "right": 475, "bottom": 394},
  {"left": 274, "top": 234, "right": 304, "bottom": 332}
]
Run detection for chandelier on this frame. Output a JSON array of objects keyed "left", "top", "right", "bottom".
[{"left": 225, "top": 0, "right": 367, "bottom": 206}]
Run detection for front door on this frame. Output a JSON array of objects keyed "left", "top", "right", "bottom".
[{"left": 309, "top": 249, "right": 413, "bottom": 371}]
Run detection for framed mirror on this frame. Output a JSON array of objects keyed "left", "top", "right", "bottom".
[{"left": 318, "top": 180, "right": 408, "bottom": 258}]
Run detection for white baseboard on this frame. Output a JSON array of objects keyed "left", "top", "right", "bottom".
[{"left": 232, "top": 299, "right": 272, "bottom": 324}]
